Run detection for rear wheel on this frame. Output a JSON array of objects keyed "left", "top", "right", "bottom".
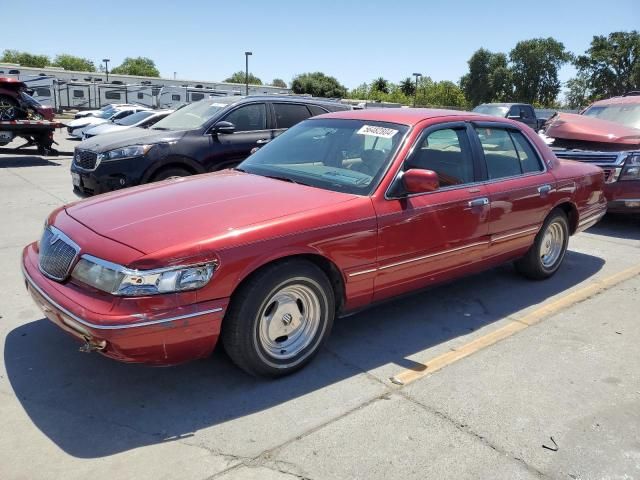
[
  {"left": 151, "top": 167, "right": 192, "bottom": 182},
  {"left": 0, "top": 95, "right": 18, "bottom": 121},
  {"left": 222, "top": 260, "right": 335, "bottom": 377},
  {"left": 515, "top": 209, "right": 569, "bottom": 280}
]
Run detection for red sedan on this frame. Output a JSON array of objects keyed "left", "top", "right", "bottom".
[{"left": 22, "top": 109, "right": 607, "bottom": 376}]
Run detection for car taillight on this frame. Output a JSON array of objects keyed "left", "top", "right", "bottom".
[{"left": 619, "top": 154, "right": 640, "bottom": 181}]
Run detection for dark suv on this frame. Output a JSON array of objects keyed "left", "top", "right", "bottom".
[{"left": 70, "top": 96, "right": 351, "bottom": 196}]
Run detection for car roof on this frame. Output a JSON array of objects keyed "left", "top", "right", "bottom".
[
  {"left": 319, "top": 108, "right": 473, "bottom": 126},
  {"left": 591, "top": 94, "right": 640, "bottom": 106},
  {"left": 230, "top": 95, "right": 349, "bottom": 107},
  {"left": 476, "top": 102, "right": 526, "bottom": 107}
]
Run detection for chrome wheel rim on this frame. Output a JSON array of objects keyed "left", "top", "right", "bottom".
[
  {"left": 258, "top": 283, "right": 322, "bottom": 360},
  {"left": 0, "top": 99, "right": 15, "bottom": 120},
  {"left": 540, "top": 221, "right": 564, "bottom": 268}
]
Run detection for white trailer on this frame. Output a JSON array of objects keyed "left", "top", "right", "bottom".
[{"left": 156, "top": 86, "right": 241, "bottom": 109}]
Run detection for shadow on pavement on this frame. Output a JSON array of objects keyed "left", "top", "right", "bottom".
[
  {"left": 587, "top": 214, "right": 640, "bottom": 241},
  {"left": 5, "top": 250, "right": 605, "bottom": 458},
  {"left": 0, "top": 156, "right": 63, "bottom": 168}
]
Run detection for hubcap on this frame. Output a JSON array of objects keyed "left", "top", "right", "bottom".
[
  {"left": 540, "top": 221, "right": 564, "bottom": 268},
  {"left": 258, "top": 283, "right": 322, "bottom": 360}
]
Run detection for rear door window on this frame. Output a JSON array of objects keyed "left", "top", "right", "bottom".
[
  {"left": 510, "top": 131, "right": 543, "bottom": 173},
  {"left": 474, "top": 127, "right": 542, "bottom": 178},
  {"left": 273, "top": 103, "right": 312, "bottom": 129},
  {"left": 308, "top": 104, "right": 329, "bottom": 116}
]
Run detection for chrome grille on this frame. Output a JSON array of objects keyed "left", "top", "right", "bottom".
[
  {"left": 39, "top": 227, "right": 80, "bottom": 281},
  {"left": 554, "top": 152, "right": 619, "bottom": 163},
  {"left": 74, "top": 149, "right": 98, "bottom": 170}
]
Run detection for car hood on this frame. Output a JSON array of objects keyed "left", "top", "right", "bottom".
[
  {"left": 64, "top": 170, "right": 359, "bottom": 255},
  {"left": 76, "top": 127, "right": 184, "bottom": 152},
  {"left": 69, "top": 116, "right": 108, "bottom": 127},
  {"left": 544, "top": 112, "right": 640, "bottom": 147},
  {"left": 85, "top": 123, "right": 127, "bottom": 135}
]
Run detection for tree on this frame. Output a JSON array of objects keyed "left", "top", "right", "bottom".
[
  {"left": 574, "top": 31, "right": 640, "bottom": 99},
  {"left": 52, "top": 54, "right": 95, "bottom": 72},
  {"left": 225, "top": 71, "right": 263, "bottom": 85},
  {"left": 0, "top": 49, "right": 49, "bottom": 68},
  {"left": 271, "top": 78, "right": 287, "bottom": 88},
  {"left": 110, "top": 57, "right": 160, "bottom": 77},
  {"left": 399, "top": 77, "right": 416, "bottom": 97},
  {"left": 565, "top": 74, "right": 592, "bottom": 109},
  {"left": 371, "top": 77, "right": 390, "bottom": 94},
  {"left": 509, "top": 38, "right": 572, "bottom": 105},
  {"left": 460, "top": 48, "right": 513, "bottom": 106},
  {"left": 291, "top": 72, "right": 347, "bottom": 98}
]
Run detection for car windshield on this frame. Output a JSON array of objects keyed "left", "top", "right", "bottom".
[
  {"left": 151, "top": 97, "right": 238, "bottom": 130},
  {"left": 239, "top": 118, "right": 408, "bottom": 195},
  {"left": 582, "top": 103, "right": 640, "bottom": 129},
  {"left": 115, "top": 111, "right": 153, "bottom": 126},
  {"left": 100, "top": 109, "right": 119, "bottom": 119},
  {"left": 473, "top": 105, "right": 509, "bottom": 117}
]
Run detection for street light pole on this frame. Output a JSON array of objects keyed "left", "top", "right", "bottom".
[
  {"left": 244, "top": 51, "right": 252, "bottom": 96},
  {"left": 103, "top": 58, "right": 110, "bottom": 83},
  {"left": 412, "top": 72, "right": 422, "bottom": 107}
]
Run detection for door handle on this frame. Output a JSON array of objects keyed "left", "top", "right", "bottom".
[
  {"left": 256, "top": 139, "right": 270, "bottom": 144},
  {"left": 538, "top": 184, "right": 552, "bottom": 195},
  {"left": 468, "top": 197, "right": 489, "bottom": 207}
]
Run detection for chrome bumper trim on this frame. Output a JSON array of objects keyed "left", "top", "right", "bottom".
[
  {"left": 491, "top": 226, "right": 539, "bottom": 243},
  {"left": 577, "top": 209, "right": 607, "bottom": 232},
  {"left": 22, "top": 263, "right": 223, "bottom": 330}
]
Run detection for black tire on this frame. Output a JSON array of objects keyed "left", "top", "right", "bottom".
[
  {"left": 222, "top": 260, "right": 335, "bottom": 377},
  {"left": 515, "top": 209, "right": 569, "bottom": 280},
  {"left": 0, "top": 95, "right": 19, "bottom": 121},
  {"left": 151, "top": 167, "right": 192, "bottom": 182}
]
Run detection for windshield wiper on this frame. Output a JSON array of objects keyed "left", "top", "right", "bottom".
[{"left": 262, "top": 174, "right": 310, "bottom": 186}]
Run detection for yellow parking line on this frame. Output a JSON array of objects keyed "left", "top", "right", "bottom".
[{"left": 390, "top": 263, "right": 640, "bottom": 386}]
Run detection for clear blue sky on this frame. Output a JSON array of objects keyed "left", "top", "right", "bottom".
[{"left": 2, "top": 0, "right": 638, "bottom": 89}]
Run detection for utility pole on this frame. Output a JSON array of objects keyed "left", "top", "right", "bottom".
[
  {"left": 244, "top": 51, "right": 252, "bottom": 95},
  {"left": 412, "top": 72, "right": 422, "bottom": 107},
  {"left": 103, "top": 58, "right": 110, "bottom": 82}
]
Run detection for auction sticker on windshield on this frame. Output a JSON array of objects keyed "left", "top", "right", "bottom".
[{"left": 356, "top": 125, "right": 398, "bottom": 138}]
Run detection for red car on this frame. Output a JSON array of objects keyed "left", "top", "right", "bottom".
[
  {"left": 544, "top": 93, "right": 640, "bottom": 213},
  {"left": 0, "top": 77, "right": 55, "bottom": 121},
  {"left": 22, "top": 109, "right": 607, "bottom": 376}
]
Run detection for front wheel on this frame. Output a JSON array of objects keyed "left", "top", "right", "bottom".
[
  {"left": 151, "top": 167, "right": 191, "bottom": 182},
  {"left": 222, "top": 260, "right": 335, "bottom": 377},
  {"left": 515, "top": 209, "right": 569, "bottom": 280}
]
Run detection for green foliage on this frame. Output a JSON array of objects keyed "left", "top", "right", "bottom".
[
  {"left": 347, "top": 75, "right": 467, "bottom": 108},
  {"left": 52, "top": 54, "right": 95, "bottom": 72},
  {"left": 110, "top": 57, "right": 160, "bottom": 77},
  {"left": 371, "top": 77, "right": 390, "bottom": 94},
  {"left": 399, "top": 77, "right": 415, "bottom": 97},
  {"left": 224, "top": 71, "right": 263, "bottom": 85},
  {"left": 1, "top": 49, "right": 49, "bottom": 68},
  {"left": 460, "top": 49, "right": 514, "bottom": 106},
  {"left": 271, "top": 78, "right": 287, "bottom": 88},
  {"left": 574, "top": 31, "right": 640, "bottom": 99},
  {"left": 509, "top": 37, "right": 572, "bottom": 105},
  {"left": 291, "top": 72, "right": 347, "bottom": 98}
]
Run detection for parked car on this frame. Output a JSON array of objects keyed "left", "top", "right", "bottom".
[
  {"left": 473, "top": 103, "right": 544, "bottom": 130},
  {"left": 0, "top": 77, "right": 54, "bottom": 121},
  {"left": 70, "top": 95, "right": 351, "bottom": 196},
  {"left": 74, "top": 103, "right": 141, "bottom": 119},
  {"left": 23, "top": 108, "right": 607, "bottom": 376},
  {"left": 82, "top": 110, "right": 173, "bottom": 139},
  {"left": 66, "top": 106, "right": 150, "bottom": 139},
  {"left": 543, "top": 93, "right": 640, "bottom": 213}
]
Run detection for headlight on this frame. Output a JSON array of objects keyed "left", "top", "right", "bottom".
[
  {"left": 71, "top": 255, "right": 216, "bottom": 296},
  {"left": 619, "top": 154, "right": 640, "bottom": 181},
  {"left": 97, "top": 145, "right": 152, "bottom": 164}
]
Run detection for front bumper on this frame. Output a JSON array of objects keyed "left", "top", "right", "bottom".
[
  {"left": 604, "top": 181, "right": 640, "bottom": 213},
  {"left": 22, "top": 243, "right": 228, "bottom": 365},
  {"left": 71, "top": 154, "right": 148, "bottom": 196}
]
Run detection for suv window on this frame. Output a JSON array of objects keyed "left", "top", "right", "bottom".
[
  {"left": 404, "top": 128, "right": 475, "bottom": 187},
  {"left": 274, "top": 103, "right": 312, "bottom": 129},
  {"left": 224, "top": 103, "right": 267, "bottom": 131},
  {"left": 510, "top": 131, "right": 543, "bottom": 173},
  {"left": 308, "top": 104, "right": 329, "bottom": 116},
  {"left": 475, "top": 127, "right": 523, "bottom": 179},
  {"left": 508, "top": 105, "right": 521, "bottom": 118},
  {"left": 521, "top": 106, "right": 535, "bottom": 119}
]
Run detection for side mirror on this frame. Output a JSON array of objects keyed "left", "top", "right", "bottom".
[
  {"left": 402, "top": 169, "right": 439, "bottom": 194},
  {"left": 212, "top": 121, "right": 235, "bottom": 134}
]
